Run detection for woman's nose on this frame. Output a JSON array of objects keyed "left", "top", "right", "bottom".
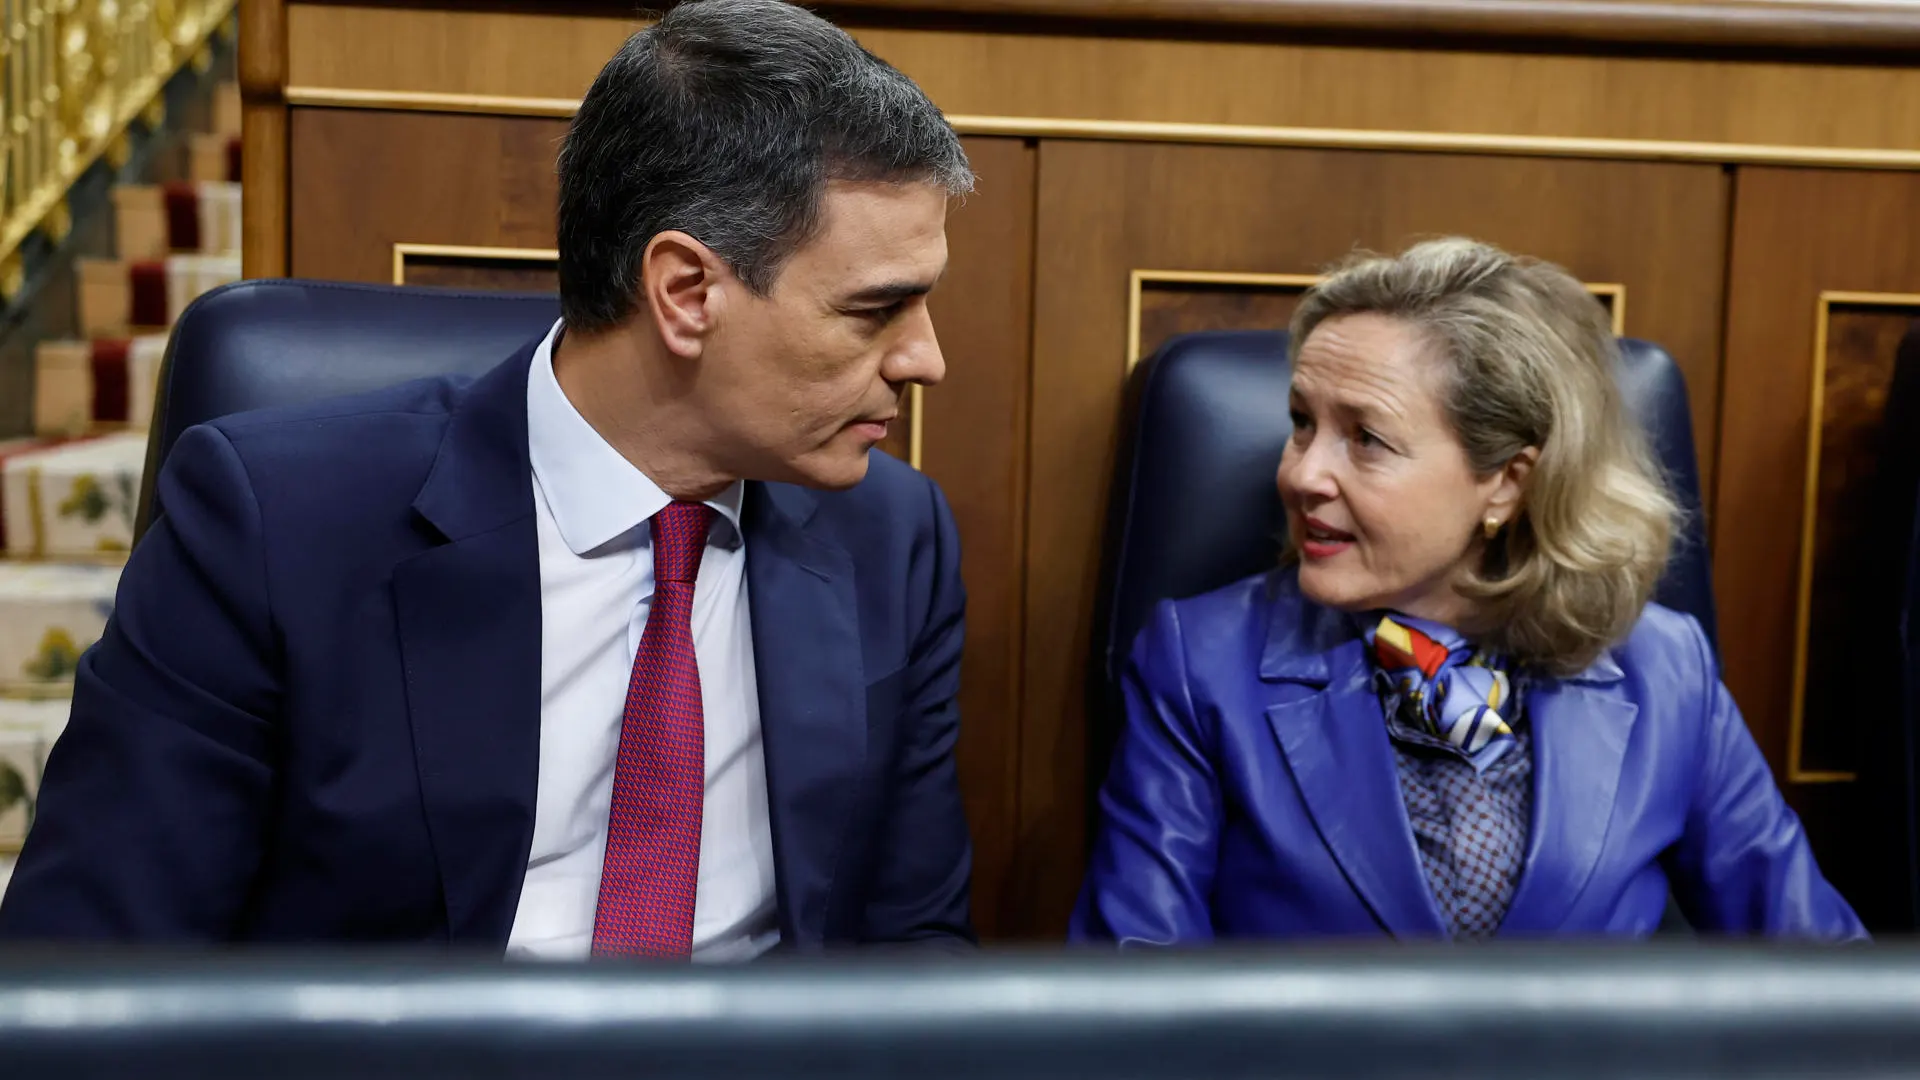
[{"left": 1280, "top": 438, "right": 1338, "bottom": 501}]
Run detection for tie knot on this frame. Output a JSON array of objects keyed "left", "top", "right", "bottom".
[{"left": 651, "top": 501, "right": 716, "bottom": 584}]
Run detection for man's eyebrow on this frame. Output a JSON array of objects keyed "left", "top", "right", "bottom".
[{"left": 843, "top": 271, "right": 945, "bottom": 306}]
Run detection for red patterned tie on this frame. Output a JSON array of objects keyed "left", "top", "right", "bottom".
[{"left": 591, "top": 500, "right": 716, "bottom": 958}]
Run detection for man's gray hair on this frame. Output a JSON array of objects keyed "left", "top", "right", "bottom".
[{"left": 557, "top": 0, "right": 974, "bottom": 333}]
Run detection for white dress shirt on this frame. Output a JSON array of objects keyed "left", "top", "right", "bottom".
[{"left": 507, "top": 320, "right": 779, "bottom": 962}]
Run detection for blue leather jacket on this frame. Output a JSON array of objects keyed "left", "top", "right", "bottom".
[{"left": 1072, "top": 569, "right": 1866, "bottom": 942}]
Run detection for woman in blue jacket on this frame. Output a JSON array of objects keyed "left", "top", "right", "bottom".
[{"left": 1072, "top": 238, "right": 1864, "bottom": 943}]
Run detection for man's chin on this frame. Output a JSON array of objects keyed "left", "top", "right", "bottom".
[{"left": 783, "top": 449, "right": 874, "bottom": 492}]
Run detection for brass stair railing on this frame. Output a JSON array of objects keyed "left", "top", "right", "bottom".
[{"left": 0, "top": 0, "right": 237, "bottom": 298}]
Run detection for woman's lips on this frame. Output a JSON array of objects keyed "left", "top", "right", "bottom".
[{"left": 1301, "top": 517, "right": 1354, "bottom": 559}]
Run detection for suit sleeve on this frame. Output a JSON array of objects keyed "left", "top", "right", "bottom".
[
  {"left": 1070, "top": 600, "right": 1219, "bottom": 945},
  {"left": 1666, "top": 617, "right": 1867, "bottom": 939},
  {"left": 858, "top": 477, "right": 975, "bottom": 947},
  {"left": 0, "top": 424, "right": 279, "bottom": 939}
]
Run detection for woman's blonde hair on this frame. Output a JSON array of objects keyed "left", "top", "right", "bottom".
[{"left": 1288, "top": 237, "right": 1678, "bottom": 676}]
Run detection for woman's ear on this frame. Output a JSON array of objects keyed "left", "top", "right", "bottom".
[{"left": 1486, "top": 446, "right": 1540, "bottom": 527}]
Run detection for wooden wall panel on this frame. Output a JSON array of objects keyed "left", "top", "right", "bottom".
[
  {"left": 290, "top": 107, "right": 1034, "bottom": 938},
  {"left": 287, "top": 4, "right": 635, "bottom": 102},
  {"left": 1137, "top": 282, "right": 1307, "bottom": 364},
  {"left": 240, "top": 0, "right": 289, "bottom": 276},
  {"left": 289, "top": 108, "right": 567, "bottom": 280},
  {"left": 919, "top": 137, "right": 1036, "bottom": 938},
  {"left": 1132, "top": 277, "right": 1622, "bottom": 369},
  {"left": 818, "top": 0, "right": 1920, "bottom": 51},
  {"left": 1019, "top": 140, "right": 1730, "bottom": 935},
  {"left": 401, "top": 257, "right": 559, "bottom": 293},
  {"left": 284, "top": 3, "right": 1920, "bottom": 157},
  {"left": 1800, "top": 305, "right": 1920, "bottom": 779},
  {"left": 1717, "top": 171, "right": 1920, "bottom": 770},
  {"left": 1716, "top": 169, "right": 1920, "bottom": 925}
]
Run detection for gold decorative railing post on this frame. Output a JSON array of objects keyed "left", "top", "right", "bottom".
[{"left": 0, "top": 0, "right": 236, "bottom": 298}]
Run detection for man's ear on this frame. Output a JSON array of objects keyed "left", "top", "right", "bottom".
[
  {"left": 641, "top": 230, "right": 726, "bottom": 359},
  {"left": 1486, "top": 445, "right": 1540, "bottom": 527}
]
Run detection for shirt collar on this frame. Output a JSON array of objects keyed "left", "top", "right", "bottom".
[{"left": 525, "top": 319, "right": 744, "bottom": 556}]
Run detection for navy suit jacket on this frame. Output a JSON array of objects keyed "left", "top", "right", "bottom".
[
  {"left": 0, "top": 340, "right": 974, "bottom": 949},
  {"left": 1072, "top": 569, "right": 1865, "bottom": 942}
]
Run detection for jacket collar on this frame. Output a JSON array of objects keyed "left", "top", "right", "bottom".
[
  {"left": 411, "top": 337, "right": 540, "bottom": 543},
  {"left": 1255, "top": 566, "right": 1636, "bottom": 938}
]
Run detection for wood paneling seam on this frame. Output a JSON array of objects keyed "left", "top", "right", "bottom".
[{"left": 286, "top": 88, "right": 1920, "bottom": 172}]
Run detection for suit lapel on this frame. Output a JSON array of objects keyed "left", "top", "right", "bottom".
[
  {"left": 1498, "top": 659, "right": 1637, "bottom": 936},
  {"left": 744, "top": 482, "right": 865, "bottom": 946},
  {"left": 1261, "top": 585, "right": 1446, "bottom": 937},
  {"left": 393, "top": 342, "right": 544, "bottom": 946}
]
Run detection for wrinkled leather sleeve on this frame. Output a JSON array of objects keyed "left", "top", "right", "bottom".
[
  {"left": 1071, "top": 600, "right": 1219, "bottom": 944},
  {"left": 1665, "top": 618, "right": 1868, "bottom": 940}
]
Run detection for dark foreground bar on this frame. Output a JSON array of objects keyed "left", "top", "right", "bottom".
[{"left": 0, "top": 946, "right": 1915, "bottom": 1078}]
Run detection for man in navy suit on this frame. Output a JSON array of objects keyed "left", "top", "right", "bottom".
[{"left": 0, "top": 0, "right": 976, "bottom": 956}]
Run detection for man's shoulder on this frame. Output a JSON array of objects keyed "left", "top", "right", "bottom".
[
  {"left": 211, "top": 372, "right": 472, "bottom": 448},
  {"left": 185, "top": 373, "right": 484, "bottom": 532}
]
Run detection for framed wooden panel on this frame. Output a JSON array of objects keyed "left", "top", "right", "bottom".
[
  {"left": 290, "top": 108, "right": 568, "bottom": 282},
  {"left": 1718, "top": 171, "right": 1920, "bottom": 771},
  {"left": 920, "top": 137, "right": 1036, "bottom": 938},
  {"left": 1789, "top": 293, "right": 1920, "bottom": 787},
  {"left": 393, "top": 243, "right": 560, "bottom": 293},
  {"left": 1018, "top": 140, "right": 1730, "bottom": 936},
  {"left": 1715, "top": 168, "right": 1920, "bottom": 926}
]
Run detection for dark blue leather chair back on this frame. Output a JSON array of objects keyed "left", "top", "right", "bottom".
[
  {"left": 1098, "top": 330, "right": 1718, "bottom": 710},
  {"left": 136, "top": 279, "right": 559, "bottom": 537}
]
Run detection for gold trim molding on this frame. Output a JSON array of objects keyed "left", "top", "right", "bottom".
[
  {"left": 296, "top": 86, "right": 581, "bottom": 119},
  {"left": 390, "top": 243, "right": 926, "bottom": 471},
  {"left": 1127, "top": 270, "right": 1319, "bottom": 370},
  {"left": 289, "top": 86, "right": 1920, "bottom": 172},
  {"left": 1127, "top": 269, "right": 1626, "bottom": 370},
  {"left": 1787, "top": 289, "right": 1920, "bottom": 785},
  {"left": 391, "top": 242, "right": 561, "bottom": 285}
]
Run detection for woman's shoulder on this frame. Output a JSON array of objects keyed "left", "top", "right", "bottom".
[
  {"left": 1138, "top": 566, "right": 1340, "bottom": 673},
  {"left": 1128, "top": 569, "right": 1313, "bottom": 711},
  {"left": 1618, "top": 602, "right": 1715, "bottom": 661},
  {"left": 1598, "top": 601, "right": 1720, "bottom": 700}
]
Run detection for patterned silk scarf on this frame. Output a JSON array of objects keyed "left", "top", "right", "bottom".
[{"left": 1365, "top": 613, "right": 1517, "bottom": 771}]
